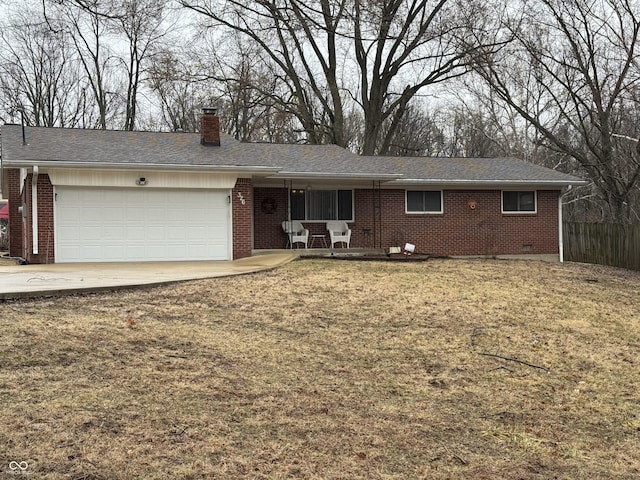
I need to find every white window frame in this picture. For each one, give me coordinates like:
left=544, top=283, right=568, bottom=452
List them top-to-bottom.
left=405, top=190, right=444, bottom=214
left=501, top=190, right=537, bottom=214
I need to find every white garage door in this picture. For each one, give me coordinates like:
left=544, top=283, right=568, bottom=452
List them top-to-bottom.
left=55, top=187, right=231, bottom=262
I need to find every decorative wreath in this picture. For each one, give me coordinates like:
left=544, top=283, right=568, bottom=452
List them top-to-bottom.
left=260, top=197, right=277, bottom=214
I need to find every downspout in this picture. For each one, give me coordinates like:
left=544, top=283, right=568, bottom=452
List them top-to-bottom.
left=32, top=166, right=38, bottom=255
left=287, top=180, right=292, bottom=250
left=558, top=185, right=573, bottom=263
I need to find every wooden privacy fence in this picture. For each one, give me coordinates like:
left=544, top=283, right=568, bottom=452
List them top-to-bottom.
left=563, top=222, right=640, bottom=271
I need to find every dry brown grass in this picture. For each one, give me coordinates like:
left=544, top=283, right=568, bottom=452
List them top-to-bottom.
left=1, top=258, right=639, bottom=479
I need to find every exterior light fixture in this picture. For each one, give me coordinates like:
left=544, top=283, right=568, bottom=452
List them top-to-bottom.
left=136, top=177, right=148, bottom=186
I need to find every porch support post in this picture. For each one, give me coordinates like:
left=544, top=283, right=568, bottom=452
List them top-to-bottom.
left=32, top=166, right=39, bottom=255
left=287, top=180, right=292, bottom=249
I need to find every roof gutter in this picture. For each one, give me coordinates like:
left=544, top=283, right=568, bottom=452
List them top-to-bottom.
left=2, top=160, right=282, bottom=174
left=269, top=172, right=403, bottom=181
left=389, top=178, right=589, bottom=187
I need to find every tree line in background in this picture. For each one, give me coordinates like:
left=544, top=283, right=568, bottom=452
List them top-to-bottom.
left=0, top=0, right=639, bottom=223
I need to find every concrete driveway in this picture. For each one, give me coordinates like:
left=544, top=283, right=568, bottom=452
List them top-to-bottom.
left=0, top=252, right=298, bottom=299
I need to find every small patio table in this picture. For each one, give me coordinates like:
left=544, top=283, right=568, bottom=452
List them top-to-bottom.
left=310, top=234, right=328, bottom=248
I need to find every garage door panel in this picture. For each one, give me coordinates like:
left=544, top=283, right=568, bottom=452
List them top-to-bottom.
left=56, top=187, right=231, bottom=262
left=82, top=206, right=102, bottom=220
left=103, top=206, right=123, bottom=222
left=128, top=208, right=146, bottom=222
left=107, top=225, right=125, bottom=239
left=82, top=226, right=104, bottom=241
left=126, top=226, right=147, bottom=241
left=167, top=229, right=187, bottom=241
left=80, top=245, right=102, bottom=259
left=146, top=245, right=168, bottom=257
left=187, top=245, right=208, bottom=257
left=59, top=246, right=80, bottom=259
left=104, top=246, right=126, bottom=260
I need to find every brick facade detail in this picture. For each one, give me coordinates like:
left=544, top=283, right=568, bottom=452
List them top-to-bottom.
left=6, top=169, right=23, bottom=259
left=7, top=171, right=56, bottom=264
left=6, top=172, right=559, bottom=263
left=232, top=178, right=253, bottom=259
left=253, top=187, right=560, bottom=256
left=253, top=187, right=291, bottom=249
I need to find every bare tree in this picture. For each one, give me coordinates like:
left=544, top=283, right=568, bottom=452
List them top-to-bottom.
left=44, top=0, right=119, bottom=128
left=48, top=0, right=173, bottom=130
left=115, top=0, right=171, bottom=131
left=180, top=0, right=506, bottom=153
left=180, top=0, right=348, bottom=146
left=351, top=0, right=505, bottom=154
left=474, top=0, right=640, bottom=222
left=0, top=7, right=88, bottom=127
left=201, top=36, right=304, bottom=142
left=147, top=52, right=199, bottom=132
left=378, top=103, right=447, bottom=156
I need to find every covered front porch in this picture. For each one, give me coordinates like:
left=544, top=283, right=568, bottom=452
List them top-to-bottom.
left=252, top=181, right=391, bottom=252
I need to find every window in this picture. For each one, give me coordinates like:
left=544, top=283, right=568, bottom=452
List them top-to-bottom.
left=290, top=189, right=353, bottom=221
left=406, top=190, right=443, bottom=213
left=502, top=191, right=536, bottom=213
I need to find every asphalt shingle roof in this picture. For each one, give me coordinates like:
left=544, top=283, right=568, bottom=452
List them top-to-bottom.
left=1, top=125, right=585, bottom=185
left=362, top=155, right=581, bottom=184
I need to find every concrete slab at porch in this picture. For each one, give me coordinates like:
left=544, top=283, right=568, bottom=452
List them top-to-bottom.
left=254, top=249, right=561, bottom=263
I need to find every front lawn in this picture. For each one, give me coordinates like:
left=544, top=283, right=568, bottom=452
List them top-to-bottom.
left=1, top=259, right=639, bottom=479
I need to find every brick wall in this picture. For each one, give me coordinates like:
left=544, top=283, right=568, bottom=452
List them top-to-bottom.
left=6, top=169, right=23, bottom=259
left=23, top=174, right=56, bottom=264
left=232, top=178, right=253, bottom=259
left=253, top=187, right=560, bottom=255
left=253, top=187, right=290, bottom=249
left=369, top=189, right=559, bottom=256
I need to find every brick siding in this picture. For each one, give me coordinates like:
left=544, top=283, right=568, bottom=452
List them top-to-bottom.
left=6, top=169, right=23, bottom=259
left=7, top=171, right=56, bottom=264
left=7, top=173, right=558, bottom=263
left=30, top=174, right=56, bottom=263
left=232, top=178, right=253, bottom=259
left=253, top=187, right=560, bottom=255
left=253, top=188, right=291, bottom=249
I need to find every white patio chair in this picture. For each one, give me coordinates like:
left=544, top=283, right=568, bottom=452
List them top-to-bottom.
left=282, top=221, right=309, bottom=248
left=326, top=221, right=351, bottom=248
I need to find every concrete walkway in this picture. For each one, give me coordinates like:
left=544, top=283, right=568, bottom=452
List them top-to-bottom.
left=0, top=252, right=298, bottom=299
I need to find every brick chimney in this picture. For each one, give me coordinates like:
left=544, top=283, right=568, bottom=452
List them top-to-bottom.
left=201, top=107, right=220, bottom=146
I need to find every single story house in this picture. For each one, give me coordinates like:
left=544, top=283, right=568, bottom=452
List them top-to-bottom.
left=1, top=109, right=586, bottom=264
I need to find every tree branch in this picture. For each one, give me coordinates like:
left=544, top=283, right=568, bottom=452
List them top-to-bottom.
left=479, top=352, right=550, bottom=373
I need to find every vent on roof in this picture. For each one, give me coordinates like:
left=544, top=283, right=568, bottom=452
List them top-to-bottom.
left=201, top=108, right=220, bottom=146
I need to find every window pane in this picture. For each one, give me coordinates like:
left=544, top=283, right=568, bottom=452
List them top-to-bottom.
left=290, top=189, right=305, bottom=220
left=308, top=190, right=336, bottom=220
left=337, top=190, right=353, bottom=220
left=407, top=191, right=424, bottom=212
left=407, top=191, right=441, bottom=212
left=424, top=191, right=441, bottom=212
left=503, top=191, right=519, bottom=211
left=519, top=192, right=535, bottom=211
